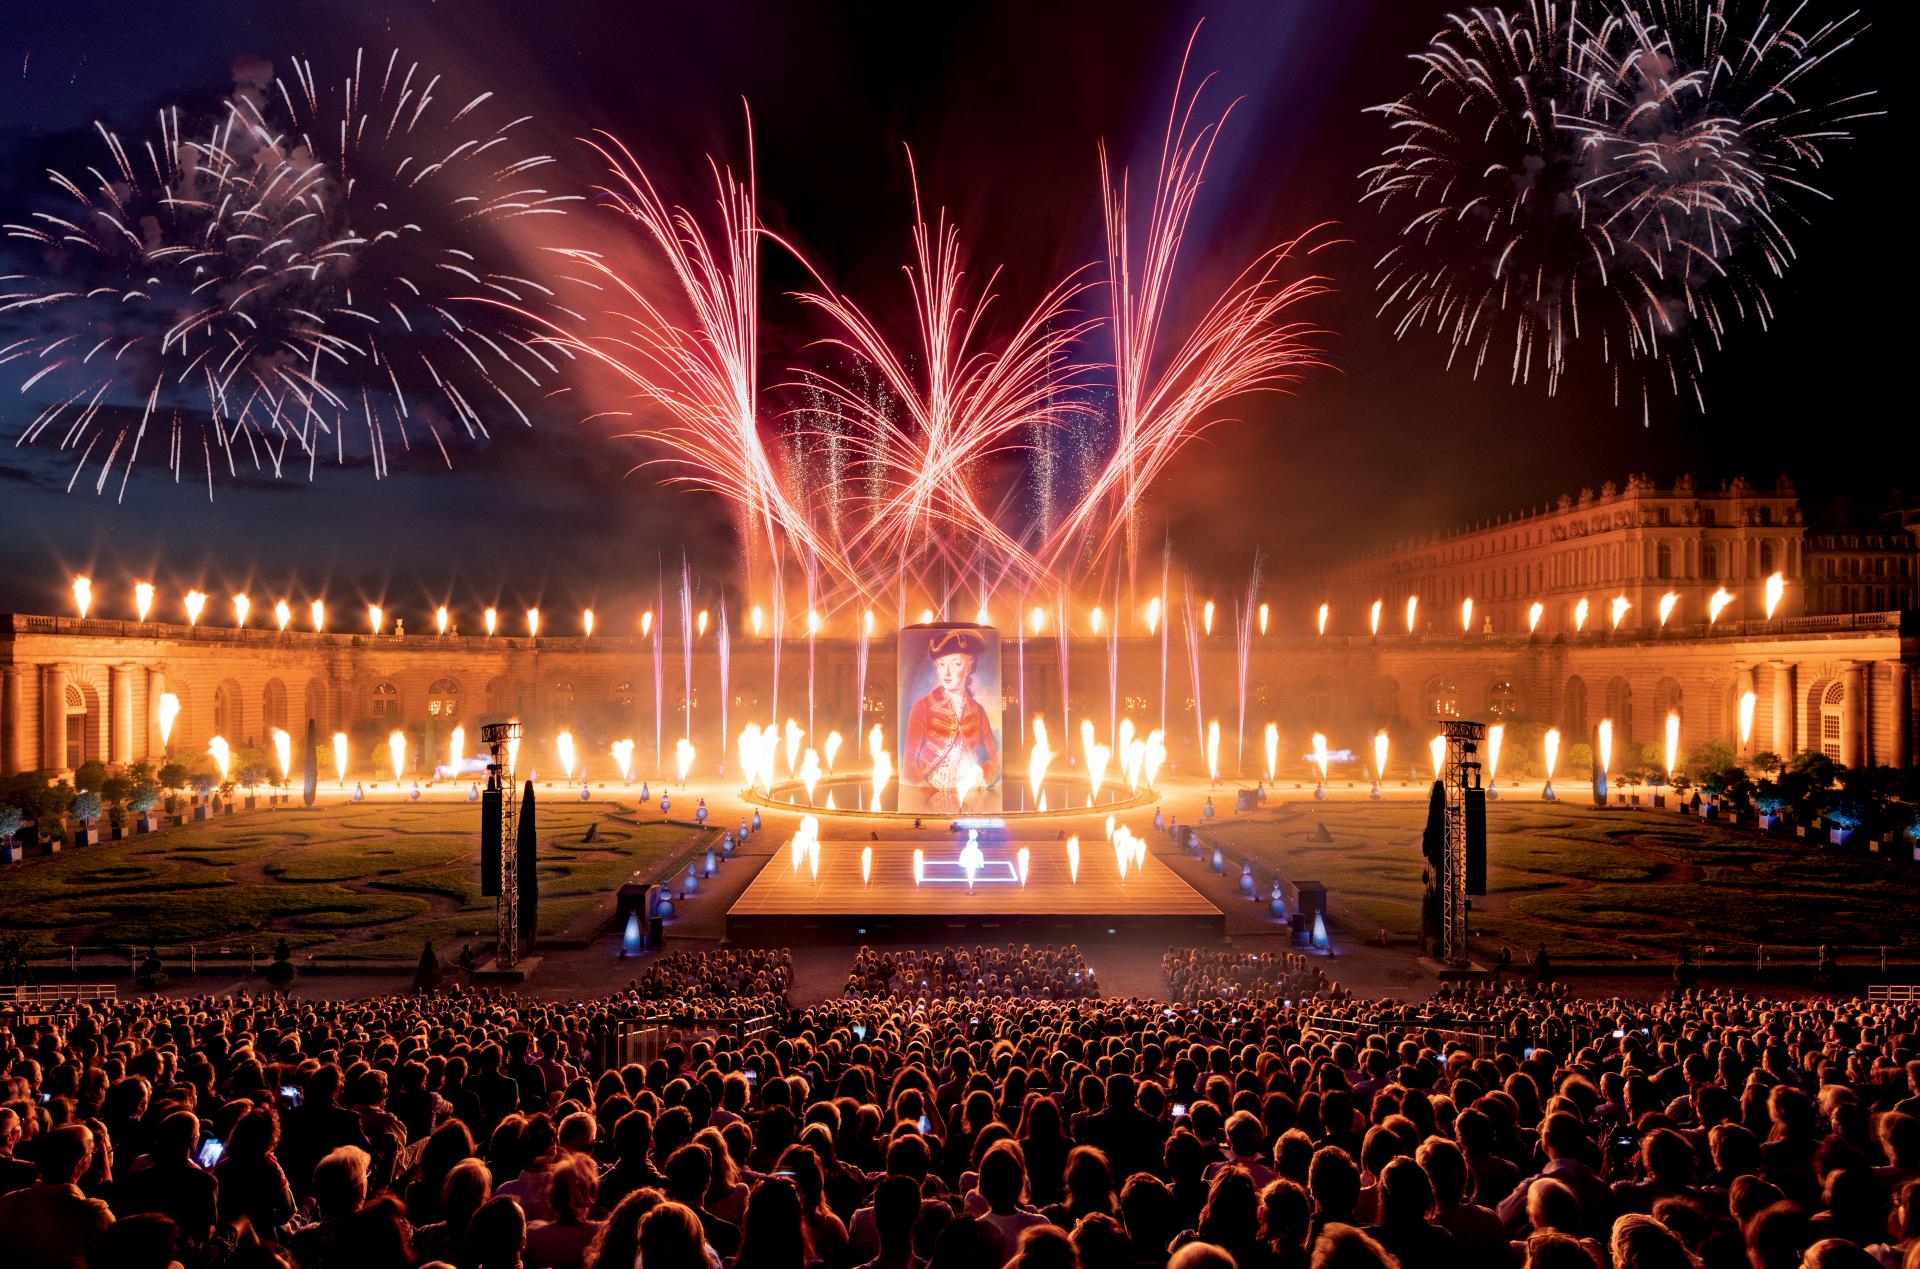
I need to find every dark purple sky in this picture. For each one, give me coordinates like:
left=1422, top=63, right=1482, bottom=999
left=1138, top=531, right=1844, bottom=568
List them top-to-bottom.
left=0, top=0, right=1899, bottom=619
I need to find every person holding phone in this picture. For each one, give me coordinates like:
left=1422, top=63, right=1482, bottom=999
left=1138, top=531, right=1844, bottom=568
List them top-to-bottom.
left=113, top=1110, right=219, bottom=1255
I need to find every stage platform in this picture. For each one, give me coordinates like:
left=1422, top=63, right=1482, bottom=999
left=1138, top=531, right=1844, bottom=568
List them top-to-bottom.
left=725, top=829, right=1225, bottom=944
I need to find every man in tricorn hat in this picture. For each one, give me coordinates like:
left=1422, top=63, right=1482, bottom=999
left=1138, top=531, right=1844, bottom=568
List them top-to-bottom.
left=902, top=627, right=999, bottom=809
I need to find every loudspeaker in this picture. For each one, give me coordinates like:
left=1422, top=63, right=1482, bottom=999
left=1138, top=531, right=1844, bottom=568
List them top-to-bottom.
left=480, top=786, right=502, bottom=897
left=1464, top=787, right=1487, bottom=895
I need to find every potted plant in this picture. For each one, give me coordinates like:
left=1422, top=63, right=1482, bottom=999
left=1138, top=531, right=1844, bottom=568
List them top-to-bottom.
left=158, top=761, right=189, bottom=824
left=191, top=774, right=216, bottom=820
left=101, top=775, right=130, bottom=840
left=1755, top=784, right=1788, bottom=832
left=69, top=790, right=103, bottom=848
left=1826, top=799, right=1863, bottom=847
left=0, top=807, right=22, bottom=864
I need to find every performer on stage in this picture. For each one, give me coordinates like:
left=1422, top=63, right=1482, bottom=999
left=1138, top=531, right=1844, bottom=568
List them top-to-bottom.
left=902, top=628, right=1000, bottom=811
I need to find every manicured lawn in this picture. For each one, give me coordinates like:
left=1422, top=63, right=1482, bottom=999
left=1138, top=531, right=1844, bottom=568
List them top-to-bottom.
left=1, top=797, right=702, bottom=959
left=1204, top=799, right=1920, bottom=961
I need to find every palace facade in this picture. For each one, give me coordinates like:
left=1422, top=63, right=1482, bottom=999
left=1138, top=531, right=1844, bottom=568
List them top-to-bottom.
left=3, top=607, right=1911, bottom=781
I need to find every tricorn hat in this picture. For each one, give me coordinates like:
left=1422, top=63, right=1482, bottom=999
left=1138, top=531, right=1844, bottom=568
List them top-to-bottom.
left=926, top=627, right=985, bottom=660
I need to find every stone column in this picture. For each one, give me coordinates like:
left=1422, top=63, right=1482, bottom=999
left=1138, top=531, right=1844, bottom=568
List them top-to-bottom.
left=1891, top=660, right=1912, bottom=770
left=1770, top=661, right=1796, bottom=758
left=1840, top=661, right=1867, bottom=769
left=42, top=663, right=69, bottom=772
left=110, top=664, right=134, bottom=765
left=1736, top=665, right=1757, bottom=752
left=1, top=667, right=20, bottom=776
left=146, top=668, right=168, bottom=759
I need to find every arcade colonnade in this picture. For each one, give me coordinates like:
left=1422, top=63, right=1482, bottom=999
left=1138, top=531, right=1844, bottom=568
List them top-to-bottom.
left=1, top=611, right=1912, bottom=778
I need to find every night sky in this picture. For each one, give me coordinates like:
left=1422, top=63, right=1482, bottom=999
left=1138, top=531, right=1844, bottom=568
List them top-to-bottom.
left=0, top=0, right=1900, bottom=620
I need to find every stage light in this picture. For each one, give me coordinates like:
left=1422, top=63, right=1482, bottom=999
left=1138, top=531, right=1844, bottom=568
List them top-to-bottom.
left=72, top=575, right=92, bottom=619
left=134, top=581, right=155, bottom=621
left=184, top=590, right=207, bottom=626
left=231, top=593, right=250, bottom=628
left=275, top=599, right=292, bottom=631
left=310, top=600, right=326, bottom=632
left=1202, top=600, right=1215, bottom=635
left=368, top=604, right=384, bottom=635
left=436, top=605, right=449, bottom=635
left=485, top=606, right=498, bottom=636
left=526, top=607, right=541, bottom=638
left=583, top=608, right=595, bottom=637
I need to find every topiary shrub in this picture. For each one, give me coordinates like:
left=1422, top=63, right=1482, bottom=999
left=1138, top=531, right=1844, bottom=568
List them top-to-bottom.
left=265, top=938, right=297, bottom=993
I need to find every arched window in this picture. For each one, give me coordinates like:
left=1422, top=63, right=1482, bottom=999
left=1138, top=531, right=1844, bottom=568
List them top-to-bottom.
left=1656, top=543, right=1673, bottom=580
left=1606, top=675, right=1634, bottom=747
left=1371, top=676, right=1400, bottom=721
left=1423, top=676, right=1460, bottom=720
left=1564, top=676, right=1589, bottom=739
left=261, top=678, right=288, bottom=733
left=427, top=678, right=461, bottom=719
left=1304, top=678, right=1331, bottom=724
left=1486, top=679, right=1519, bottom=719
left=214, top=680, right=244, bottom=738
left=1820, top=680, right=1845, bottom=760
left=371, top=681, right=399, bottom=719
left=550, top=681, right=576, bottom=720
left=613, top=681, right=637, bottom=708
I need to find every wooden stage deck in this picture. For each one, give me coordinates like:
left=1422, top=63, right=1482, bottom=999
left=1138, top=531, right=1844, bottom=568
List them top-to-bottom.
left=725, top=830, right=1224, bottom=943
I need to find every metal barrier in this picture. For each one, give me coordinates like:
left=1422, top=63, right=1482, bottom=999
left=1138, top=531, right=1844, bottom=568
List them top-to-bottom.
left=0, top=983, right=118, bottom=1003
left=1869, top=985, right=1920, bottom=1003
left=1300, top=1010, right=1502, bottom=1057
left=605, top=1012, right=783, bottom=1067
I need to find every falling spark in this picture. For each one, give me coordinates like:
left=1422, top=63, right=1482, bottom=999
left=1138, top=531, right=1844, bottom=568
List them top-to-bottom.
left=1764, top=572, right=1786, bottom=619
left=72, top=575, right=92, bottom=619
left=134, top=581, right=155, bottom=622
left=1708, top=588, right=1734, bottom=624
left=184, top=590, right=207, bottom=626
left=1659, top=592, right=1679, bottom=626
left=1404, top=594, right=1418, bottom=634
left=1610, top=595, right=1630, bottom=630
left=1369, top=599, right=1383, bottom=636
left=1528, top=601, right=1544, bottom=633
left=368, top=604, right=384, bottom=635
left=436, top=606, right=449, bottom=635
left=484, top=607, right=498, bottom=636
left=1739, top=691, right=1756, bottom=747
left=157, top=692, right=180, bottom=745
left=1665, top=712, right=1681, bottom=781
left=1264, top=722, right=1279, bottom=781
left=272, top=728, right=292, bottom=783
left=1374, top=729, right=1390, bottom=782
left=333, top=732, right=349, bottom=785
left=1429, top=734, right=1445, bottom=781
left=209, top=736, right=230, bottom=782
left=1065, top=836, right=1079, bottom=883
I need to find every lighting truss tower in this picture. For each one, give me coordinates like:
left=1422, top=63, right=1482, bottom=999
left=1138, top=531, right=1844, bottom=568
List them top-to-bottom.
left=1441, top=719, right=1486, bottom=965
left=481, top=720, right=522, bottom=969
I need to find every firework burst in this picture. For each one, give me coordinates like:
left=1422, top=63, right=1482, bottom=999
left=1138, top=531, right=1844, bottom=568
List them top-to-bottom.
left=1362, top=0, right=1874, bottom=418
left=1, top=49, right=579, bottom=496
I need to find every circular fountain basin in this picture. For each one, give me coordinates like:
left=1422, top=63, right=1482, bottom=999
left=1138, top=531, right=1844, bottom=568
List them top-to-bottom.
left=742, top=774, right=1154, bottom=819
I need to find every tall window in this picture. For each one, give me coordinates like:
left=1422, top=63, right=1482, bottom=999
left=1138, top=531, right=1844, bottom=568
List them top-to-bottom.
left=1657, top=543, right=1673, bottom=580
left=1703, top=544, right=1719, bottom=580
left=1424, top=676, right=1461, bottom=719
left=427, top=678, right=460, bottom=718
left=1486, top=680, right=1519, bottom=719
left=371, top=681, right=399, bottom=718
left=1821, top=681, right=1844, bottom=760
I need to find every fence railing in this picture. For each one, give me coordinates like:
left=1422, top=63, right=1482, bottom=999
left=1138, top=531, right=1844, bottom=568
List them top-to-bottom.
left=0, top=983, right=118, bottom=1003
left=1869, top=985, right=1920, bottom=1003
left=1299, top=1010, right=1503, bottom=1057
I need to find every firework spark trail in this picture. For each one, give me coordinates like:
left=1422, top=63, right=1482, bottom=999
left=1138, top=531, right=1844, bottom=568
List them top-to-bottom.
left=1362, top=0, right=1874, bottom=418
left=1040, top=38, right=1332, bottom=579
left=2, top=50, right=579, bottom=495
left=783, top=156, right=1098, bottom=592
left=1234, top=550, right=1263, bottom=772
left=1181, top=577, right=1206, bottom=772
left=717, top=594, right=730, bottom=775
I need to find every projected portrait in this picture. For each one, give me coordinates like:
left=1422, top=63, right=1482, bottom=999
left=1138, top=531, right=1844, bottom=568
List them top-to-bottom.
left=898, top=624, right=1002, bottom=814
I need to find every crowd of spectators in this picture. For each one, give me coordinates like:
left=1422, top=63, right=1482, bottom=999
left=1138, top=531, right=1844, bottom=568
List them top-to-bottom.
left=845, top=945, right=1100, bottom=1001
left=627, top=948, right=792, bottom=1010
left=1160, top=949, right=1338, bottom=1006
left=3, top=970, right=1920, bottom=1269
